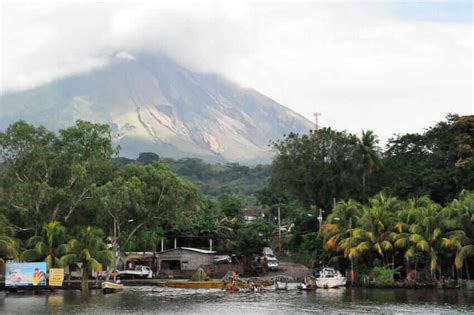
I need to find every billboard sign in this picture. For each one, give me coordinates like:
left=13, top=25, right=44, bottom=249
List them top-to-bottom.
left=6, top=262, right=47, bottom=287
left=49, top=268, right=64, bottom=286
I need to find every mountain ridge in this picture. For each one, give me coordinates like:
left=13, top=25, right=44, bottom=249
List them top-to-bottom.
left=0, top=52, right=313, bottom=164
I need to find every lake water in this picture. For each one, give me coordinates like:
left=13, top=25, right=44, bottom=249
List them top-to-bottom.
left=0, top=286, right=473, bottom=314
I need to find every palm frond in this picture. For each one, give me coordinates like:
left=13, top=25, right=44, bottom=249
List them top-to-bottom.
left=409, top=234, right=424, bottom=244
left=25, top=236, right=43, bottom=248
left=394, top=238, right=409, bottom=249
left=381, top=240, right=393, bottom=252
left=416, top=240, right=430, bottom=252
left=455, top=245, right=474, bottom=269
left=21, top=249, right=42, bottom=262
left=59, top=254, right=78, bottom=268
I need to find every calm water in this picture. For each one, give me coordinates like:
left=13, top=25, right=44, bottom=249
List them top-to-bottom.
left=0, top=286, right=473, bottom=314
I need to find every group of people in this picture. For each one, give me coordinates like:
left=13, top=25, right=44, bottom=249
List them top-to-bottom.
left=222, top=271, right=264, bottom=292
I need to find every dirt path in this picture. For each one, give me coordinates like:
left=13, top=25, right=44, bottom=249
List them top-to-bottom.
left=259, top=261, right=312, bottom=282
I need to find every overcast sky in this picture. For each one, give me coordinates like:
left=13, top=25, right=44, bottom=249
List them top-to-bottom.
left=1, top=0, right=472, bottom=143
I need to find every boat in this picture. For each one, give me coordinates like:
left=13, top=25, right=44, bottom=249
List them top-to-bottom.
left=315, top=268, right=347, bottom=288
left=274, top=276, right=289, bottom=290
left=297, top=276, right=315, bottom=291
left=158, top=279, right=273, bottom=289
left=159, top=280, right=224, bottom=289
left=102, top=281, right=124, bottom=294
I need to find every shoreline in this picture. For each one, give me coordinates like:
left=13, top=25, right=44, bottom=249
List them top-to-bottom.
left=1, top=278, right=473, bottom=292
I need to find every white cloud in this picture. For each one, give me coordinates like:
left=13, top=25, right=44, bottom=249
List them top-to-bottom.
left=1, top=1, right=472, bottom=143
left=115, top=51, right=135, bottom=60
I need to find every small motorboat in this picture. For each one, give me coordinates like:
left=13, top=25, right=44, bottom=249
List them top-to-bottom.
left=315, top=268, right=346, bottom=288
left=297, top=276, right=315, bottom=291
left=102, top=281, right=124, bottom=294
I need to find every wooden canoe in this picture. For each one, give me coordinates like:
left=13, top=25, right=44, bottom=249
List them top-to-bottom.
left=159, top=280, right=273, bottom=289
left=161, top=281, right=224, bottom=289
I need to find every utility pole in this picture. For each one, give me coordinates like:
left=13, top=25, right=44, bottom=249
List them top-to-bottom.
left=313, top=112, right=322, bottom=130
left=277, top=207, right=281, bottom=240
left=317, top=208, right=323, bottom=232
left=350, top=217, right=355, bottom=286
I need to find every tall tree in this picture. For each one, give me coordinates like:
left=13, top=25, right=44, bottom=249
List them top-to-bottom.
left=384, top=115, right=473, bottom=204
left=54, top=120, right=118, bottom=222
left=0, top=121, right=58, bottom=232
left=270, top=128, right=360, bottom=209
left=358, top=130, right=380, bottom=199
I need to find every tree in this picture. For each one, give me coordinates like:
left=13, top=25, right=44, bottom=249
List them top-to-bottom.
left=384, top=115, right=473, bottom=204
left=0, top=120, right=118, bottom=230
left=54, top=120, right=118, bottom=222
left=0, top=121, right=58, bottom=233
left=270, top=128, right=361, bottom=209
left=358, top=130, right=380, bottom=199
left=137, top=152, right=160, bottom=164
left=97, top=175, right=146, bottom=264
left=444, top=191, right=474, bottom=275
left=218, top=194, right=245, bottom=222
left=325, top=199, right=363, bottom=256
left=393, top=201, right=464, bottom=279
left=336, top=205, right=395, bottom=269
left=0, top=215, right=20, bottom=260
left=21, top=221, right=70, bottom=268
left=234, top=221, right=272, bottom=258
left=59, top=226, right=113, bottom=293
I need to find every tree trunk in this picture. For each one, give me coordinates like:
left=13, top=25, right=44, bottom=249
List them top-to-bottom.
left=362, top=170, right=366, bottom=198
left=414, top=259, right=418, bottom=281
left=466, top=262, right=470, bottom=281
left=81, top=265, right=89, bottom=294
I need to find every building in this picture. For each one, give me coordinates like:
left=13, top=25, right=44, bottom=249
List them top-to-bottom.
left=243, top=205, right=263, bottom=222
left=157, top=247, right=216, bottom=272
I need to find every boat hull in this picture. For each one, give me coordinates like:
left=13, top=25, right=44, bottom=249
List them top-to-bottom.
left=315, top=277, right=346, bottom=288
left=159, top=280, right=273, bottom=289
left=102, top=281, right=124, bottom=294
left=161, top=281, right=224, bottom=289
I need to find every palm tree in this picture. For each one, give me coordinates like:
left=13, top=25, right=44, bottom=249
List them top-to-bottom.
left=358, top=130, right=380, bottom=198
left=443, top=191, right=474, bottom=277
left=325, top=199, right=362, bottom=251
left=393, top=202, right=464, bottom=279
left=337, top=206, right=395, bottom=268
left=0, top=215, right=20, bottom=261
left=21, top=221, right=69, bottom=268
left=59, top=226, right=113, bottom=293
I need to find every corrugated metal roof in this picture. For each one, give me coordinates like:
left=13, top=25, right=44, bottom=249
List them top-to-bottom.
left=158, top=247, right=216, bottom=254
left=181, top=247, right=216, bottom=254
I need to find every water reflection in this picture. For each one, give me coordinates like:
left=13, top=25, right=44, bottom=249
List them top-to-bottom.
left=0, top=287, right=472, bottom=314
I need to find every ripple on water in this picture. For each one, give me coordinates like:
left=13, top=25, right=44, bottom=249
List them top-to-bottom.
left=1, top=286, right=473, bottom=314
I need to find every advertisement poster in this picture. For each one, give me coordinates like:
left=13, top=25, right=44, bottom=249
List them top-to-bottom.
left=6, top=262, right=47, bottom=287
left=49, top=268, right=64, bottom=286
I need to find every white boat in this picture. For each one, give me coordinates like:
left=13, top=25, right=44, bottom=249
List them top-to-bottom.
left=315, top=268, right=346, bottom=288
left=274, top=276, right=289, bottom=290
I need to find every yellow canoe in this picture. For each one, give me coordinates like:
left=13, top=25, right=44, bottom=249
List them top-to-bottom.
left=159, top=280, right=273, bottom=289
left=102, top=281, right=124, bottom=294
left=160, top=281, right=223, bottom=289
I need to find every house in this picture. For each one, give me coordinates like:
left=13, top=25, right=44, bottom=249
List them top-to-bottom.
left=243, top=205, right=263, bottom=222
left=157, top=247, right=216, bottom=272
left=124, top=251, right=157, bottom=270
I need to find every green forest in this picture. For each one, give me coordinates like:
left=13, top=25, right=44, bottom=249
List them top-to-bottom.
left=0, top=114, right=473, bottom=289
